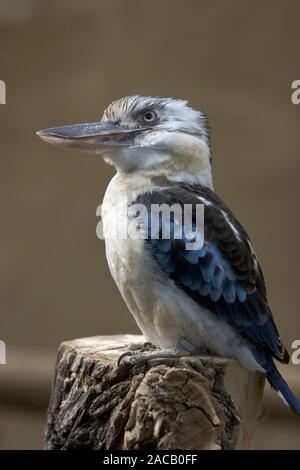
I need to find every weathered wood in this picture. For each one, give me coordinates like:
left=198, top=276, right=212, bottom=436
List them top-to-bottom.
left=45, top=335, right=265, bottom=450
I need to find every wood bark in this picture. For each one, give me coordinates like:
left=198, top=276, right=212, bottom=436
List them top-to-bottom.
left=45, top=335, right=265, bottom=450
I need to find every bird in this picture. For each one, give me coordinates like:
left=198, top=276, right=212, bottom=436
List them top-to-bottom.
left=37, top=95, right=300, bottom=416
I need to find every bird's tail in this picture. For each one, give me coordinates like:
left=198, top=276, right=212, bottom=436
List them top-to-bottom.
left=267, top=364, right=300, bottom=416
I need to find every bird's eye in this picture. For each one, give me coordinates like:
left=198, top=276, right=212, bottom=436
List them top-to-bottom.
left=142, top=110, right=158, bottom=124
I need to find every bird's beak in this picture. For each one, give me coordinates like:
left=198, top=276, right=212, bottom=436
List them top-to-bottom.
left=36, top=121, right=145, bottom=154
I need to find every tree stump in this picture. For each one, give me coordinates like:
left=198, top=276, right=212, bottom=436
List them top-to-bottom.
left=45, top=335, right=265, bottom=450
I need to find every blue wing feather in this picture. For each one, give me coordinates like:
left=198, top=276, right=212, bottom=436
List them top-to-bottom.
left=146, top=205, right=287, bottom=364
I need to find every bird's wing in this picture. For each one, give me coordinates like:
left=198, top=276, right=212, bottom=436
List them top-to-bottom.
left=135, top=183, right=289, bottom=364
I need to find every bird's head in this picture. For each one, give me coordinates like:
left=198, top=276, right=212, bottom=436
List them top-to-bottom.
left=37, top=96, right=212, bottom=185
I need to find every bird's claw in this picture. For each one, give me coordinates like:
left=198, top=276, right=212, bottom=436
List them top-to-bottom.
left=117, top=342, right=157, bottom=366
left=117, top=346, right=186, bottom=367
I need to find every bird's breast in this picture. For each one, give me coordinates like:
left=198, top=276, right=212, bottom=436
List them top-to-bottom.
left=101, top=173, right=159, bottom=337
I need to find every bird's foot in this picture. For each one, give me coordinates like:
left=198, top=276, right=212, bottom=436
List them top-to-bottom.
left=117, top=342, right=156, bottom=365
left=117, top=346, right=188, bottom=367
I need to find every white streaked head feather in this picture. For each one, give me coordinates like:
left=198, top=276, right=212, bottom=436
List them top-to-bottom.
left=101, top=95, right=212, bottom=188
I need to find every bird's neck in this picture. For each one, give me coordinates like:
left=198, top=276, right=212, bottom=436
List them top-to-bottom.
left=105, top=167, right=214, bottom=205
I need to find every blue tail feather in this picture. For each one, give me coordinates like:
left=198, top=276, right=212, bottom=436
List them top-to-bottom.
left=267, top=366, right=300, bottom=416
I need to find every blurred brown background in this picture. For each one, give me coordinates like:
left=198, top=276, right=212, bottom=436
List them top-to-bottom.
left=0, top=0, right=299, bottom=449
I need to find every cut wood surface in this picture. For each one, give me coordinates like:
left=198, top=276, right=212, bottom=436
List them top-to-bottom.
left=45, top=335, right=265, bottom=450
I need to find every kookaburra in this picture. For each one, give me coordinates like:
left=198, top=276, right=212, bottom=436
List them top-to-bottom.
left=37, top=95, right=300, bottom=415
